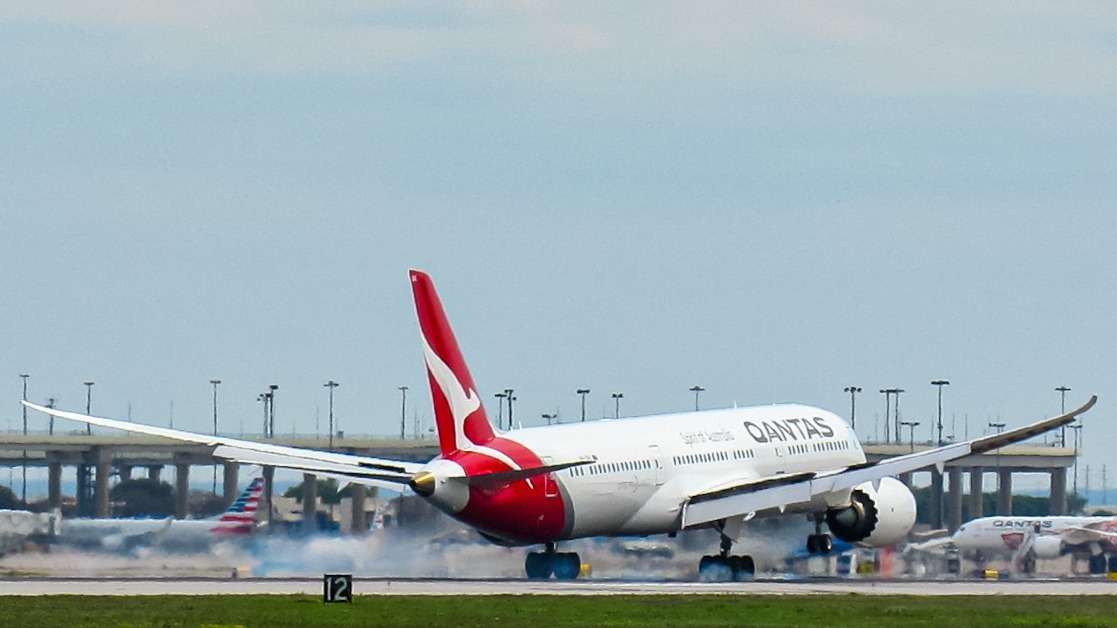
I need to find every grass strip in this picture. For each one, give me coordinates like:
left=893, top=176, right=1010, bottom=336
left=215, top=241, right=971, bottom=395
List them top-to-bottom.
left=2, top=594, right=1117, bottom=627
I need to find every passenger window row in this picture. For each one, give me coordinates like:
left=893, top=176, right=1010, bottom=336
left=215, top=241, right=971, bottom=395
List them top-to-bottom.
left=671, top=448, right=755, bottom=466
left=570, top=458, right=653, bottom=477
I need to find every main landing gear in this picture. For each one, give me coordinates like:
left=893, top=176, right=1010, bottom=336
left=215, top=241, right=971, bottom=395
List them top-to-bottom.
left=806, top=515, right=833, bottom=555
left=698, top=531, right=755, bottom=582
left=525, top=542, right=582, bottom=579
left=1086, top=553, right=1117, bottom=575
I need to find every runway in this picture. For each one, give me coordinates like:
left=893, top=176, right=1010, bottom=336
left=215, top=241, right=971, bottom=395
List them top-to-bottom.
left=2, top=577, right=1115, bottom=596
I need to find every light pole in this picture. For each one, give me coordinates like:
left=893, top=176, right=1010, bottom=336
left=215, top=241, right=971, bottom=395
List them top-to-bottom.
left=19, top=373, right=29, bottom=503
left=20, top=373, right=29, bottom=435
left=210, top=379, right=221, bottom=493
left=210, top=379, right=222, bottom=436
left=931, top=380, right=950, bottom=445
left=83, top=381, right=94, bottom=435
left=325, top=381, right=339, bottom=448
left=264, top=382, right=275, bottom=435
left=392, top=384, right=404, bottom=440
left=689, top=386, right=705, bottom=412
left=844, top=386, right=862, bottom=432
left=1056, top=386, right=1071, bottom=446
left=892, top=388, right=905, bottom=445
left=505, top=389, right=515, bottom=428
left=577, top=389, right=590, bottom=422
left=879, top=389, right=891, bottom=443
left=258, top=392, right=269, bottom=437
left=495, top=392, right=507, bottom=430
left=611, top=392, right=623, bottom=419
left=46, top=397, right=56, bottom=436
left=542, top=413, right=557, bottom=425
left=900, top=420, right=921, bottom=453
left=989, top=421, right=1006, bottom=493
left=1069, top=422, right=1083, bottom=499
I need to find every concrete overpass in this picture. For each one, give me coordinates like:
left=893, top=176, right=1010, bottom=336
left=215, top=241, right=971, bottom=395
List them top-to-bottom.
left=0, top=433, right=438, bottom=530
left=863, top=442, right=1075, bottom=532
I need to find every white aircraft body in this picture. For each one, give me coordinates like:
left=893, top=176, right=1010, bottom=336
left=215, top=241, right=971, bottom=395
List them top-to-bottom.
left=24, top=270, right=1097, bottom=580
left=150, top=476, right=264, bottom=551
left=60, top=477, right=263, bottom=552
left=0, top=509, right=60, bottom=554
left=952, top=514, right=1117, bottom=574
left=60, top=516, right=172, bottom=551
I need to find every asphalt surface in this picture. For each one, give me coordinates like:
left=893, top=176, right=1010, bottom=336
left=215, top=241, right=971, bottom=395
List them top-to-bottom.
left=2, top=577, right=1116, bottom=596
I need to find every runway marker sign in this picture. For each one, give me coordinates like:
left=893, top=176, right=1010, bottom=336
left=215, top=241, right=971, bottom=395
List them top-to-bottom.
left=323, top=573, right=353, bottom=603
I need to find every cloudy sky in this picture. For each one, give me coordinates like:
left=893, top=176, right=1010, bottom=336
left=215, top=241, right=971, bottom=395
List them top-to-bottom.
left=2, top=3, right=1115, bottom=485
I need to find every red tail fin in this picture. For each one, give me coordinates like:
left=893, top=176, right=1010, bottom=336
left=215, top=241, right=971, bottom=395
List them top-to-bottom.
left=411, top=270, right=496, bottom=455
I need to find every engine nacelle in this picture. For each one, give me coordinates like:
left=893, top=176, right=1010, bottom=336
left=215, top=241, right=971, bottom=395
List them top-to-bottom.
left=826, top=477, right=917, bottom=547
left=101, top=534, right=127, bottom=551
left=1031, top=535, right=1066, bottom=559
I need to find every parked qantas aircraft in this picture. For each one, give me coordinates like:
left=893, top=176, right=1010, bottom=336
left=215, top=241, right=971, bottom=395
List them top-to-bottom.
left=24, top=270, right=1097, bottom=580
left=952, top=514, right=1117, bottom=574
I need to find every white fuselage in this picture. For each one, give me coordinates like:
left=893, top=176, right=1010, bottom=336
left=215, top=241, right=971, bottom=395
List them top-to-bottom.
left=499, top=404, right=864, bottom=538
left=953, top=515, right=1117, bottom=554
left=60, top=517, right=171, bottom=550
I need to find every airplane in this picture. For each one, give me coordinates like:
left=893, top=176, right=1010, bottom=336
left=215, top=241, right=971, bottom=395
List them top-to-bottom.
left=24, top=270, right=1097, bottom=580
left=151, top=476, right=264, bottom=551
left=59, top=477, right=263, bottom=552
left=0, top=508, right=60, bottom=555
left=57, top=514, right=171, bottom=552
left=950, top=514, right=1117, bottom=574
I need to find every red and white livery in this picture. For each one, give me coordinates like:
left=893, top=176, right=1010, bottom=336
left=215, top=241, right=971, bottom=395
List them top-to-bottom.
left=25, top=270, right=1097, bottom=580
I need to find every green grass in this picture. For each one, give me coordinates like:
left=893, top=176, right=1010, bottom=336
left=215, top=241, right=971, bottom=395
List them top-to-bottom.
left=2, top=595, right=1117, bottom=627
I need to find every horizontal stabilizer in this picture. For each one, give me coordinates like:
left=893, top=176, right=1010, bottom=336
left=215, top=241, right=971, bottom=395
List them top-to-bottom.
left=211, top=445, right=413, bottom=490
left=452, top=458, right=595, bottom=490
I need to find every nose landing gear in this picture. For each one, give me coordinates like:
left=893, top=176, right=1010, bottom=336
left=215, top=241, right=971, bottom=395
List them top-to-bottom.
left=525, top=542, right=582, bottom=579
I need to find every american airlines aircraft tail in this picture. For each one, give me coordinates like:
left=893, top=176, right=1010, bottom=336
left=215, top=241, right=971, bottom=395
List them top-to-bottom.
left=23, top=270, right=1098, bottom=580
left=151, top=476, right=264, bottom=551
left=206, top=476, right=264, bottom=535
left=59, top=477, right=263, bottom=552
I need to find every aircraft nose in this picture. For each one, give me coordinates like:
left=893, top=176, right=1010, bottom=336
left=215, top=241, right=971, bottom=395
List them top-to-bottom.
left=409, top=471, right=436, bottom=497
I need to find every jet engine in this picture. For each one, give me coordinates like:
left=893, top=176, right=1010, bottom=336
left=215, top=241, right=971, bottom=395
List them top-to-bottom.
left=826, top=477, right=917, bottom=547
left=101, top=534, right=127, bottom=551
left=1030, top=535, right=1066, bottom=559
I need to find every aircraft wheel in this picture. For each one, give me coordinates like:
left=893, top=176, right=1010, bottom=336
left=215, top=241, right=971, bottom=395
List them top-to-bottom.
left=806, top=534, right=818, bottom=554
left=817, top=534, right=833, bottom=555
left=525, top=552, right=554, bottom=579
left=553, top=552, right=581, bottom=580
left=1088, top=554, right=1107, bottom=575
left=698, top=555, right=732, bottom=582
left=727, top=555, right=743, bottom=576
left=732, top=555, right=755, bottom=581
left=741, top=555, right=755, bottom=574
left=946, top=557, right=961, bottom=575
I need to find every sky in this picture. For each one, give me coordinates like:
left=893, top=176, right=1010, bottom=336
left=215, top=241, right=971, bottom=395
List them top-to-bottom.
left=2, top=3, right=1116, bottom=488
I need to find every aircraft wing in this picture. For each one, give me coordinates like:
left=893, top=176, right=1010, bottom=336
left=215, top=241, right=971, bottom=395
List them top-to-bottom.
left=681, top=395, right=1096, bottom=529
left=23, top=402, right=422, bottom=489
left=1060, top=521, right=1117, bottom=546
left=903, top=535, right=955, bottom=554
